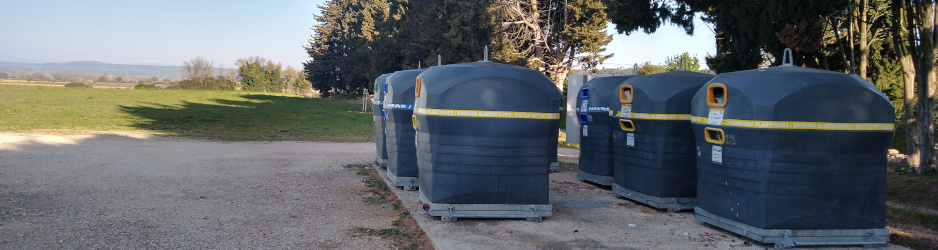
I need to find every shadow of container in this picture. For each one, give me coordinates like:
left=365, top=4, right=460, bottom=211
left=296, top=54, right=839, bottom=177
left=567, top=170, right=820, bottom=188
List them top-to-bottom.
left=413, top=61, right=562, bottom=222
left=690, top=62, right=894, bottom=248
left=384, top=69, right=425, bottom=191
left=610, top=71, right=714, bottom=212
left=373, top=73, right=392, bottom=167
left=575, top=76, right=634, bottom=186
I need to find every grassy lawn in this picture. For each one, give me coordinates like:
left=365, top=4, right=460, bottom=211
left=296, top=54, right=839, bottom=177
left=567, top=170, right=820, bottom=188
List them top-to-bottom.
left=0, top=85, right=373, bottom=142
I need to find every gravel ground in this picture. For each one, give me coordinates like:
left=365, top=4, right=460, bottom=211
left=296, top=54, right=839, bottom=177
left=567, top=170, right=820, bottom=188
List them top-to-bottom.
left=0, top=132, right=395, bottom=249
left=0, top=133, right=910, bottom=249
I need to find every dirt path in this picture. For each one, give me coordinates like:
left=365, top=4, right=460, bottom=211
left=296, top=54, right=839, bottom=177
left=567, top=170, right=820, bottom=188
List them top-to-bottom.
left=0, top=133, right=394, bottom=249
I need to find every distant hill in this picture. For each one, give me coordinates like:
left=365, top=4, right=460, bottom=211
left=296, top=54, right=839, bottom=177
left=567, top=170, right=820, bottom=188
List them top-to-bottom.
left=0, top=61, right=186, bottom=79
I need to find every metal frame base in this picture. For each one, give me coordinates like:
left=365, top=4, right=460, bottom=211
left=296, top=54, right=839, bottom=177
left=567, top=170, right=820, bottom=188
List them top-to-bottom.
left=376, top=157, right=388, bottom=168
left=550, top=161, right=559, bottom=172
left=577, top=170, right=614, bottom=186
left=386, top=171, right=418, bottom=191
left=612, top=184, right=695, bottom=212
left=419, top=191, right=551, bottom=222
left=695, top=207, right=889, bottom=249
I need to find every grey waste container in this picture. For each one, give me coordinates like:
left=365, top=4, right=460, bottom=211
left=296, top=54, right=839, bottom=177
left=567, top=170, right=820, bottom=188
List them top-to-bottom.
left=413, top=61, right=562, bottom=221
left=690, top=65, right=894, bottom=248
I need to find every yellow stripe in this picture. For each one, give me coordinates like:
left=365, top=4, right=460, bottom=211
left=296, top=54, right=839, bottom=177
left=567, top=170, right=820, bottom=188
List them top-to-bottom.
left=415, top=107, right=560, bottom=120
left=614, top=111, right=692, bottom=121
left=690, top=116, right=894, bottom=131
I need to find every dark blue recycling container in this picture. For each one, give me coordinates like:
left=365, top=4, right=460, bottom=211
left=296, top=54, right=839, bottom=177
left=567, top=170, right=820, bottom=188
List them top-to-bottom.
left=413, top=61, right=563, bottom=205
left=690, top=65, right=894, bottom=246
left=384, top=69, right=426, bottom=185
left=610, top=71, right=714, bottom=211
left=373, top=73, right=392, bottom=166
left=575, top=76, right=633, bottom=186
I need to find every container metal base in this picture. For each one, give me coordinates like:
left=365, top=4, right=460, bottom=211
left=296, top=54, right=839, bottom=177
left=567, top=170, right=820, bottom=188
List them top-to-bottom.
left=376, top=157, right=388, bottom=168
left=550, top=161, right=559, bottom=172
left=577, top=170, right=613, bottom=186
left=387, top=171, right=418, bottom=191
left=613, top=184, right=694, bottom=212
left=419, top=191, right=551, bottom=222
left=695, top=207, right=889, bottom=249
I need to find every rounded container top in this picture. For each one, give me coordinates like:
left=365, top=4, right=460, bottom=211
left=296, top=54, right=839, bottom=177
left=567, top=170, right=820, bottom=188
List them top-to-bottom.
left=415, top=61, right=562, bottom=113
left=691, top=66, right=894, bottom=123
left=385, top=69, right=426, bottom=106
left=622, top=71, right=715, bottom=114
left=373, top=73, right=392, bottom=102
left=579, top=76, right=633, bottom=113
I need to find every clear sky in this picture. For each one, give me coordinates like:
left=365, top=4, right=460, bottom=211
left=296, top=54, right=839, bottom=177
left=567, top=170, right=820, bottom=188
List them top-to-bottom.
left=0, top=0, right=715, bottom=70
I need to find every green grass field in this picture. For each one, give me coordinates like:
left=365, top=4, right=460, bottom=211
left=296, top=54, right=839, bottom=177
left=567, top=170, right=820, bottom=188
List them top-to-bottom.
left=0, top=85, right=373, bottom=142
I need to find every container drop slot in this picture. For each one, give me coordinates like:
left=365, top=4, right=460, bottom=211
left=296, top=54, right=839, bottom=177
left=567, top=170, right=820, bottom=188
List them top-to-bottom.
left=415, top=76, right=422, bottom=98
left=383, top=81, right=389, bottom=93
left=707, top=84, right=727, bottom=108
left=619, top=85, right=634, bottom=104
left=580, top=88, right=590, bottom=98
left=382, top=110, right=387, bottom=121
left=578, top=113, right=589, bottom=124
left=412, top=115, right=419, bottom=130
left=619, top=119, right=636, bottom=132
left=704, top=127, right=725, bottom=145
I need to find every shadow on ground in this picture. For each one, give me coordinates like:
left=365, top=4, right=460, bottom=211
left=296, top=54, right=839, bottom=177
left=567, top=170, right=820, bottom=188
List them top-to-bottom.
left=119, top=94, right=373, bottom=142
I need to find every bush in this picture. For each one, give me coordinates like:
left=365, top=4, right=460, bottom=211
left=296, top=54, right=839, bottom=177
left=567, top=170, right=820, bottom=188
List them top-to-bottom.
left=176, top=77, right=236, bottom=90
left=64, top=82, right=92, bottom=88
left=134, top=83, right=159, bottom=90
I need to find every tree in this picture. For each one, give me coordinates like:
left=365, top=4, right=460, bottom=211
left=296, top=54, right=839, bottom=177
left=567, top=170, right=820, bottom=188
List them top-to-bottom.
left=304, top=0, right=390, bottom=97
left=492, top=0, right=614, bottom=89
left=891, top=0, right=920, bottom=168
left=892, top=0, right=937, bottom=174
left=664, top=52, right=707, bottom=72
left=183, top=56, right=215, bottom=80
left=236, top=56, right=270, bottom=92
left=265, top=60, right=284, bottom=93
left=636, top=61, right=666, bottom=75
left=284, top=66, right=312, bottom=94
left=0, top=72, right=8, bottom=79
left=97, top=73, right=109, bottom=83
left=115, top=77, right=124, bottom=83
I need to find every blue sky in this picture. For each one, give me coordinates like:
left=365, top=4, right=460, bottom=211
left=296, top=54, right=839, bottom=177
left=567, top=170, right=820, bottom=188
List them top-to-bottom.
left=0, top=0, right=714, bottom=70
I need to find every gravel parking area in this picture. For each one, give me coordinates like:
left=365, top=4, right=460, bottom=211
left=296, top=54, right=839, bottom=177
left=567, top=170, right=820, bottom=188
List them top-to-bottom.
left=0, top=133, right=395, bottom=249
left=0, top=133, right=909, bottom=249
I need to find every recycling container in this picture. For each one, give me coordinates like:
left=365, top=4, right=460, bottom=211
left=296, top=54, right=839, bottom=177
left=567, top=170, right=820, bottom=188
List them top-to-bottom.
left=413, top=61, right=562, bottom=221
left=690, top=63, right=893, bottom=247
left=384, top=69, right=426, bottom=190
left=611, top=71, right=714, bottom=211
left=373, top=73, right=392, bottom=167
left=576, top=76, right=633, bottom=186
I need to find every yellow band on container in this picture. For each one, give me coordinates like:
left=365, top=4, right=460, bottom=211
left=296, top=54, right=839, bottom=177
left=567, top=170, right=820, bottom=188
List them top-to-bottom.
left=415, top=107, right=560, bottom=120
left=614, top=111, right=692, bottom=121
left=690, top=116, right=895, bottom=131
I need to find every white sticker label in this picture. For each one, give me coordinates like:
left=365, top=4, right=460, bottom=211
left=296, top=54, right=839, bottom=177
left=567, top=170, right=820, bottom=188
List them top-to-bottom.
left=581, top=100, right=588, bottom=112
left=620, top=105, right=632, bottom=118
left=707, top=108, right=724, bottom=125
left=582, top=125, right=588, bottom=137
left=626, top=133, right=635, bottom=147
left=712, top=145, right=723, bottom=164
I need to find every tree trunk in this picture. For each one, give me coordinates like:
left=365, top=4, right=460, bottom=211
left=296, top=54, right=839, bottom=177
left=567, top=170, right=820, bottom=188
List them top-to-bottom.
left=859, top=0, right=870, bottom=79
left=892, top=0, right=922, bottom=169
left=847, top=1, right=857, bottom=74
left=914, top=1, right=937, bottom=174
left=832, top=19, right=854, bottom=74
left=901, top=54, right=920, bottom=168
